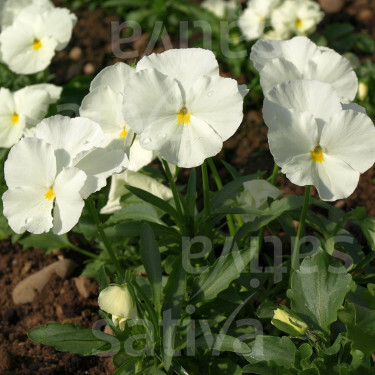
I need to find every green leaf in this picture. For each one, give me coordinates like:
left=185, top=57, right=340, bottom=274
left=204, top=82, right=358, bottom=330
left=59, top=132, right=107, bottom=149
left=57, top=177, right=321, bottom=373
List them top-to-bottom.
left=126, top=185, right=179, bottom=222
left=235, top=196, right=304, bottom=239
left=106, top=203, right=163, bottom=225
left=140, top=223, right=162, bottom=314
left=19, top=232, right=71, bottom=252
left=190, top=245, right=256, bottom=303
left=287, top=249, right=352, bottom=334
left=162, top=256, right=186, bottom=371
left=339, top=302, right=375, bottom=356
left=28, top=323, right=119, bottom=356
left=196, top=334, right=250, bottom=354
left=245, top=335, right=297, bottom=369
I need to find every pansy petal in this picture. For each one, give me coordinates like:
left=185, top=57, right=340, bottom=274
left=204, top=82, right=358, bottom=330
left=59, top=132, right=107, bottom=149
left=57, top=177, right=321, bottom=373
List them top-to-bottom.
left=43, top=7, right=77, bottom=50
left=250, top=39, right=283, bottom=71
left=136, top=48, right=219, bottom=91
left=307, top=50, right=358, bottom=102
left=260, top=57, right=302, bottom=95
left=90, top=62, right=135, bottom=93
left=123, top=68, right=183, bottom=135
left=188, top=75, right=244, bottom=141
left=264, top=80, right=342, bottom=123
left=30, top=83, right=62, bottom=104
left=14, top=86, right=50, bottom=127
left=80, top=86, right=126, bottom=136
left=341, top=103, right=366, bottom=114
left=265, top=108, right=318, bottom=166
left=321, top=110, right=375, bottom=173
left=35, top=115, right=104, bottom=172
left=5, top=137, right=56, bottom=189
left=128, top=137, right=156, bottom=172
left=74, top=148, right=129, bottom=199
left=281, top=153, right=316, bottom=188
left=314, top=155, right=360, bottom=201
left=53, top=167, right=86, bottom=234
left=100, top=170, right=173, bottom=214
left=3, top=187, right=54, bottom=234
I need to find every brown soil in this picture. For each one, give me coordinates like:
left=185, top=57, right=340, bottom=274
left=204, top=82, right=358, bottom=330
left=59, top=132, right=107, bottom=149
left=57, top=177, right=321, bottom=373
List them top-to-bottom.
left=1, top=1, right=375, bottom=373
left=0, top=241, right=114, bottom=374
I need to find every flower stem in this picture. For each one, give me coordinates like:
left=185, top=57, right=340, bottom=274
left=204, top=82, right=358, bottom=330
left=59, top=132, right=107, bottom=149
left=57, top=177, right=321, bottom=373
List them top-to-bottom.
left=207, top=158, right=236, bottom=237
left=162, top=159, right=184, bottom=222
left=201, top=160, right=210, bottom=220
left=257, top=163, right=280, bottom=256
left=270, top=164, right=280, bottom=186
left=290, top=186, right=311, bottom=281
left=87, top=197, right=123, bottom=279
left=68, top=244, right=98, bottom=259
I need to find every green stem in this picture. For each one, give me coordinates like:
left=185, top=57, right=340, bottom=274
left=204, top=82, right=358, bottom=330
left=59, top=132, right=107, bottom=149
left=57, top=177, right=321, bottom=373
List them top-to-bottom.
left=207, top=158, right=236, bottom=237
left=162, top=159, right=184, bottom=222
left=201, top=160, right=210, bottom=220
left=257, top=164, right=280, bottom=256
left=270, top=164, right=280, bottom=186
left=290, top=186, right=311, bottom=280
left=87, top=197, right=123, bottom=279
left=68, top=244, right=98, bottom=259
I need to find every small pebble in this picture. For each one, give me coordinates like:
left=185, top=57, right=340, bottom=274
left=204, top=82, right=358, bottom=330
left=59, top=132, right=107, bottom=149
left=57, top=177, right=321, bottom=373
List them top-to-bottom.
left=69, top=46, right=83, bottom=61
left=83, top=63, right=96, bottom=75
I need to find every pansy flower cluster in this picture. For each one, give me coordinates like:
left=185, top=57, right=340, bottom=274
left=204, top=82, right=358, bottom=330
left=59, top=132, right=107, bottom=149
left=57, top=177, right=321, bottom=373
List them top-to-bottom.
left=251, top=36, right=375, bottom=201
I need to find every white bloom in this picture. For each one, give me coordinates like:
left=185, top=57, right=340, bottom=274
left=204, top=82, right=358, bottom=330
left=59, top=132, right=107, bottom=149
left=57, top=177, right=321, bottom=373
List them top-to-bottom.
left=1, top=0, right=53, bottom=29
left=201, top=0, right=237, bottom=19
left=238, top=0, right=280, bottom=41
left=271, top=0, right=323, bottom=38
left=0, top=4, right=77, bottom=74
left=250, top=36, right=358, bottom=102
left=123, top=48, right=246, bottom=168
left=80, top=62, right=157, bottom=170
left=263, top=80, right=375, bottom=201
left=0, top=84, right=61, bottom=148
left=34, top=115, right=129, bottom=199
left=2, top=137, right=87, bottom=234
left=100, top=170, right=173, bottom=214
left=238, top=180, right=281, bottom=222
left=98, top=285, right=137, bottom=331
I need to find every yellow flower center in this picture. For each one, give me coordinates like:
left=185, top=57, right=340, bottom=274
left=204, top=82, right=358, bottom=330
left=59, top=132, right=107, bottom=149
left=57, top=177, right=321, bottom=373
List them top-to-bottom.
left=258, top=16, right=265, bottom=22
left=295, top=19, right=303, bottom=28
left=33, top=39, right=42, bottom=50
left=177, top=106, right=191, bottom=125
left=11, top=113, right=19, bottom=124
left=119, top=128, right=128, bottom=139
left=311, top=145, right=324, bottom=163
left=45, top=188, right=55, bottom=200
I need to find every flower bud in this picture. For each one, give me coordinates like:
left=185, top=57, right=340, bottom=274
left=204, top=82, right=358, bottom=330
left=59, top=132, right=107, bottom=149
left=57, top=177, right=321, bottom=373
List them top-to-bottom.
left=358, top=81, right=369, bottom=101
left=98, top=284, right=137, bottom=331
left=272, top=308, right=308, bottom=336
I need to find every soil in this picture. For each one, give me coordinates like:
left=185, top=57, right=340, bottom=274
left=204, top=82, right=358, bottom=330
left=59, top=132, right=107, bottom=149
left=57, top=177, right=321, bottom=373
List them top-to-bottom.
left=1, top=1, right=375, bottom=374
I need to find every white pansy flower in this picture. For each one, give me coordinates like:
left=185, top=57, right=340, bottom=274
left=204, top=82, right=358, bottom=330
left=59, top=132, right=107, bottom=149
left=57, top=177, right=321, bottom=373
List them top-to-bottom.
left=1, top=0, right=53, bottom=29
left=201, top=0, right=237, bottom=19
left=238, top=0, right=280, bottom=41
left=271, top=0, right=323, bottom=38
left=0, top=4, right=77, bottom=74
left=250, top=36, right=358, bottom=102
left=123, top=48, right=246, bottom=168
left=80, top=62, right=157, bottom=168
left=263, top=80, right=375, bottom=201
left=0, top=84, right=61, bottom=148
left=34, top=115, right=129, bottom=199
left=2, top=137, right=87, bottom=234
left=101, top=170, right=173, bottom=214
left=238, top=180, right=281, bottom=222
left=98, top=285, right=137, bottom=331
